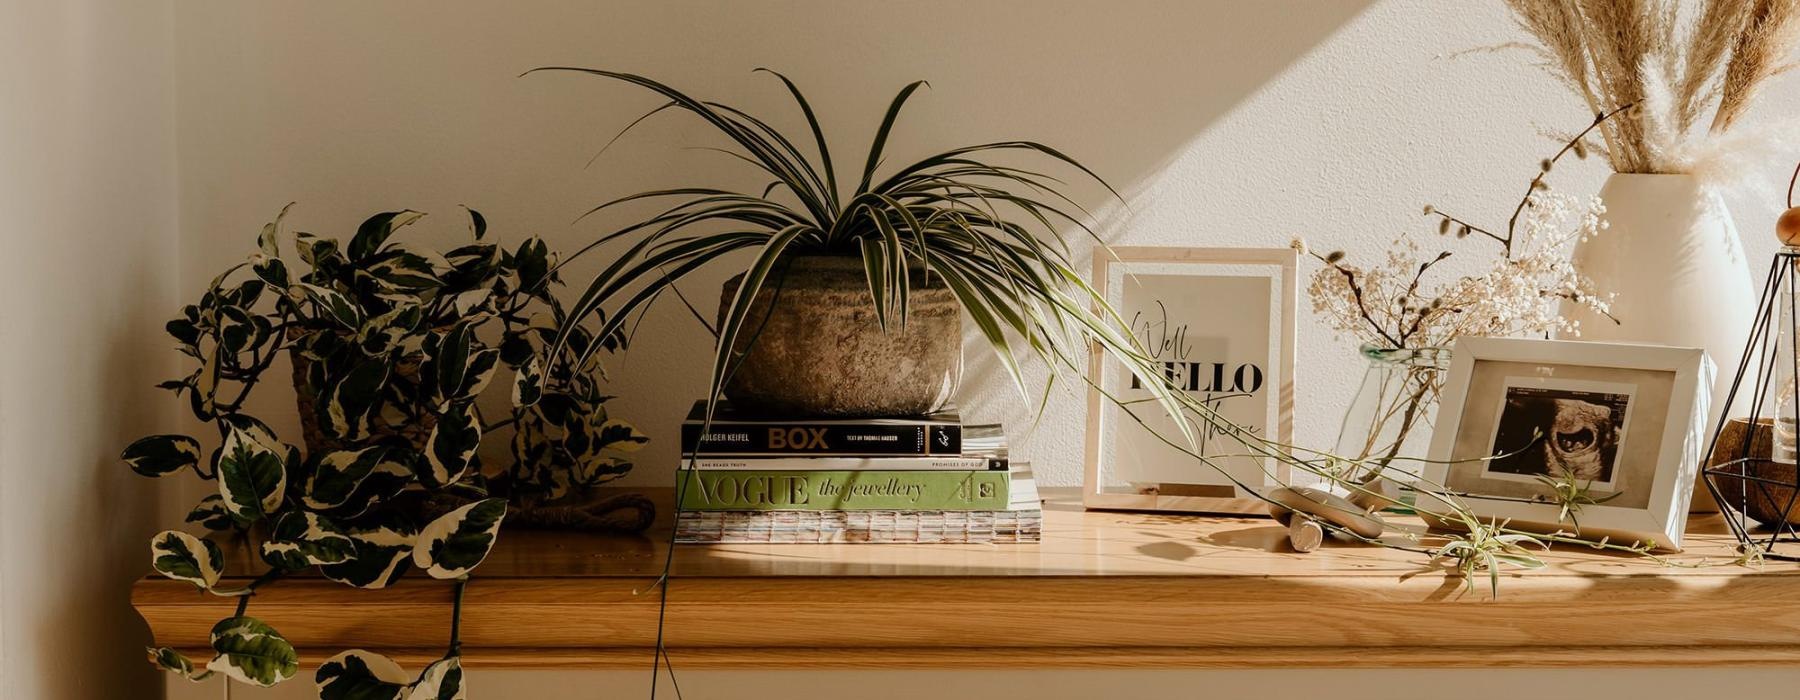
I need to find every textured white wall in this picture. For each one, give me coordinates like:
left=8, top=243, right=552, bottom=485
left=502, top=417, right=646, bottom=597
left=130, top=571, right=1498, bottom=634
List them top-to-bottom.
left=168, top=0, right=1800, bottom=490
left=1, top=1, right=179, bottom=698
left=155, top=1, right=1800, bottom=698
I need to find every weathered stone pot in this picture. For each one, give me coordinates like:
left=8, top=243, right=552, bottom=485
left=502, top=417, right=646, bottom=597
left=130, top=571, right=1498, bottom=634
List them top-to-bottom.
left=718, top=255, right=961, bottom=417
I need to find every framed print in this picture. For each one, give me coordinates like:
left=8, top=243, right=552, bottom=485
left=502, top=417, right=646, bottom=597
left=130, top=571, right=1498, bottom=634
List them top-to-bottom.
left=1082, top=246, right=1296, bottom=514
left=1417, top=337, right=1713, bottom=550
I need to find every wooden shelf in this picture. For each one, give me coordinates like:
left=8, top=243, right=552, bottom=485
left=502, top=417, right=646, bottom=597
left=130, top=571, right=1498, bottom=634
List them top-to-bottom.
left=132, top=488, right=1800, bottom=669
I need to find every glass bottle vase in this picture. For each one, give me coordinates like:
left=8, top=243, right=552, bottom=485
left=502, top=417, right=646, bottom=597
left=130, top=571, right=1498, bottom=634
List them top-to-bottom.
left=1331, top=345, right=1451, bottom=495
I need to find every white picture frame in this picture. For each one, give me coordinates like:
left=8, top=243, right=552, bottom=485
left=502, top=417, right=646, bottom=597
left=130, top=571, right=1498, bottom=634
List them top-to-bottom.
left=1082, top=246, right=1296, bottom=515
left=1418, top=337, right=1713, bottom=550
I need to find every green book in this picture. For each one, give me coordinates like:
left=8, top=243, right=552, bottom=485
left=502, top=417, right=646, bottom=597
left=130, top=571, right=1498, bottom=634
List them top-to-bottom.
left=677, top=469, right=1009, bottom=511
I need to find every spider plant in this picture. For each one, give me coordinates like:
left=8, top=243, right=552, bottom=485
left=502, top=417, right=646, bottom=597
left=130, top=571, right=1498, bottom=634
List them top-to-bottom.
left=527, top=67, right=1193, bottom=436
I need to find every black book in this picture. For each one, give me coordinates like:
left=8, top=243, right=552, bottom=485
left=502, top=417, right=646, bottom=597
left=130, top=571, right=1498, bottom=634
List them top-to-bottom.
left=680, top=400, right=963, bottom=456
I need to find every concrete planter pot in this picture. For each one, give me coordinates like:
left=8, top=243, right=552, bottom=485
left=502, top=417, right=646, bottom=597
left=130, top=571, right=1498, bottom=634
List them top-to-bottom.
left=718, top=255, right=961, bottom=417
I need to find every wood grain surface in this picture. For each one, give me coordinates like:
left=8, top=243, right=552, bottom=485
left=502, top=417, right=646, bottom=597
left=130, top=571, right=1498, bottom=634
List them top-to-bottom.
left=133, top=488, right=1800, bottom=669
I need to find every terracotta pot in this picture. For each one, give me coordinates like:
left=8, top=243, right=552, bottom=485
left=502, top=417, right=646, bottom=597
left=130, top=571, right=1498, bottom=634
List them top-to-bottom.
left=717, top=255, right=961, bottom=418
left=1709, top=417, right=1800, bottom=526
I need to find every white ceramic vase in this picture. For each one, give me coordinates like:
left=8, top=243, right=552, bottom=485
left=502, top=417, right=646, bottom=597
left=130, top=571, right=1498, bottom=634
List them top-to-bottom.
left=1564, top=173, right=1754, bottom=510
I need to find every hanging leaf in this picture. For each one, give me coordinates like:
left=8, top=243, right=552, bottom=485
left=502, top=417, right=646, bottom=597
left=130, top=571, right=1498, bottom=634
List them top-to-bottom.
left=465, top=206, right=487, bottom=240
left=349, top=210, right=427, bottom=261
left=296, top=232, right=340, bottom=267
left=513, top=238, right=552, bottom=295
left=441, top=243, right=498, bottom=289
left=366, top=248, right=449, bottom=291
left=253, top=256, right=290, bottom=288
left=293, top=282, right=365, bottom=330
left=356, top=303, right=424, bottom=356
left=429, top=323, right=473, bottom=408
left=452, top=349, right=500, bottom=403
left=512, top=356, right=543, bottom=408
left=317, top=359, right=392, bottom=440
left=421, top=404, right=480, bottom=489
left=596, top=419, right=649, bottom=453
left=216, top=424, right=288, bottom=523
left=122, top=434, right=201, bottom=477
left=302, top=447, right=414, bottom=516
left=186, top=495, right=236, bottom=531
left=413, top=498, right=507, bottom=579
left=259, top=511, right=355, bottom=570
left=320, top=520, right=417, bottom=590
left=150, top=530, right=224, bottom=591
left=206, top=616, right=300, bottom=687
left=147, top=646, right=214, bottom=682
left=316, top=649, right=410, bottom=700
left=407, top=656, right=465, bottom=700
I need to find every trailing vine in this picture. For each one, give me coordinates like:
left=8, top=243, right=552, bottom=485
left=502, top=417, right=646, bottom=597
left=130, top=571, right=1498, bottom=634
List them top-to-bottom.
left=131, top=206, right=649, bottom=697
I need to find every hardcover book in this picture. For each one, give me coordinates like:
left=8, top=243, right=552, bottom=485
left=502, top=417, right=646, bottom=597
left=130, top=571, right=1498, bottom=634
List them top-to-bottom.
left=680, top=401, right=970, bottom=456
left=677, top=469, right=1010, bottom=511
left=674, top=508, right=1043, bottom=544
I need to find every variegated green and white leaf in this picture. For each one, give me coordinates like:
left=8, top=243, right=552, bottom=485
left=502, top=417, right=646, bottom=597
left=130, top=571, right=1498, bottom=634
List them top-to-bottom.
left=348, top=210, right=426, bottom=261
left=296, top=232, right=339, bottom=267
left=366, top=249, right=449, bottom=291
left=292, top=282, right=365, bottom=330
left=445, top=287, right=492, bottom=316
left=356, top=303, right=424, bottom=356
left=452, top=349, right=500, bottom=402
left=511, top=355, right=543, bottom=408
left=317, top=359, right=392, bottom=441
left=421, top=405, right=480, bottom=489
left=596, top=419, right=649, bottom=454
left=216, top=424, right=287, bottom=523
left=123, top=434, right=201, bottom=477
left=303, top=447, right=414, bottom=515
left=186, top=495, right=236, bottom=531
left=413, top=498, right=507, bottom=579
left=260, top=511, right=355, bottom=570
left=320, top=520, right=417, bottom=589
left=150, top=530, right=224, bottom=591
left=206, top=616, right=299, bottom=687
left=147, top=646, right=214, bottom=682
left=316, top=649, right=409, bottom=700
left=407, top=656, right=465, bottom=700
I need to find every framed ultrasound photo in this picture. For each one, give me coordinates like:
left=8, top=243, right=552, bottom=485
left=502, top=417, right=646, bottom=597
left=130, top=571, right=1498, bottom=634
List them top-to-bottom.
left=1082, top=246, right=1296, bottom=515
left=1417, top=337, right=1713, bottom=550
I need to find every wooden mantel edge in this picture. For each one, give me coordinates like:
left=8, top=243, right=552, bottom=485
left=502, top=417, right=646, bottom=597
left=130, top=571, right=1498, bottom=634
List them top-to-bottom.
left=151, top=645, right=1800, bottom=670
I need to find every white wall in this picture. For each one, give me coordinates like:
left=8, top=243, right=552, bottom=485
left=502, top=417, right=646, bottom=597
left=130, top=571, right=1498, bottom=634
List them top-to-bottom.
left=0, top=0, right=179, bottom=698
left=141, top=0, right=1800, bottom=697
left=168, top=0, right=1800, bottom=490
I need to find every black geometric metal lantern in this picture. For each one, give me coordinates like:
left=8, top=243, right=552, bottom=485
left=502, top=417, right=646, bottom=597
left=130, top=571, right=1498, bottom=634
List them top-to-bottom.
left=1703, top=248, right=1800, bottom=561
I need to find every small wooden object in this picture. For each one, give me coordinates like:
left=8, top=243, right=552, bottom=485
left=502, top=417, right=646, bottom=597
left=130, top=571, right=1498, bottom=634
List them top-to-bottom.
left=1267, top=486, right=1385, bottom=551
left=1286, top=516, right=1325, bottom=552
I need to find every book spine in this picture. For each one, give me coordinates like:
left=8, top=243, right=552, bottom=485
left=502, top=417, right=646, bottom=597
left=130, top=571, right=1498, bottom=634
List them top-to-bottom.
left=681, top=422, right=961, bottom=456
left=687, top=456, right=1005, bottom=471
left=677, top=470, right=1008, bottom=511
left=675, top=509, right=1042, bottom=544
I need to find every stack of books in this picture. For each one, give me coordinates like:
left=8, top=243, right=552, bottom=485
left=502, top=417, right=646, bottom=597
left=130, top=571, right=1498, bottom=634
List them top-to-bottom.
left=672, top=401, right=1041, bottom=544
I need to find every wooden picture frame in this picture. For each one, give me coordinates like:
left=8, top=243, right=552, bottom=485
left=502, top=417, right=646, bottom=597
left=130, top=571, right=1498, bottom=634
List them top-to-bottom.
left=1082, top=246, right=1297, bottom=515
left=1417, top=337, right=1712, bottom=550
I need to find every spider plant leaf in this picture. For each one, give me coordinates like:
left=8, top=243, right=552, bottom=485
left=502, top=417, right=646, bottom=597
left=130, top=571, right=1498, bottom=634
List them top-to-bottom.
left=533, top=67, right=834, bottom=226
left=755, top=68, right=837, bottom=208
left=857, top=80, right=929, bottom=195
left=708, top=225, right=809, bottom=405
left=859, top=237, right=890, bottom=331
left=922, top=252, right=1028, bottom=401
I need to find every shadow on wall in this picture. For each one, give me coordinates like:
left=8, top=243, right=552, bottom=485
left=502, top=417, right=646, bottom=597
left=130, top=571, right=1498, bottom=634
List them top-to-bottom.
left=170, top=0, right=1376, bottom=490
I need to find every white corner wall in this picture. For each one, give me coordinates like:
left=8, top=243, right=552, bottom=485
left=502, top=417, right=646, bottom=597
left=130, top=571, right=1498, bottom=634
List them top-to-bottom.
left=0, top=0, right=1789, bottom=697
left=1, top=0, right=180, bottom=698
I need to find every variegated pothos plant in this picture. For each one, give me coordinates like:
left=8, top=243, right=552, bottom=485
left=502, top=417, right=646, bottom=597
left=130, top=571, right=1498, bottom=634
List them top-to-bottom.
left=127, top=206, right=647, bottom=697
